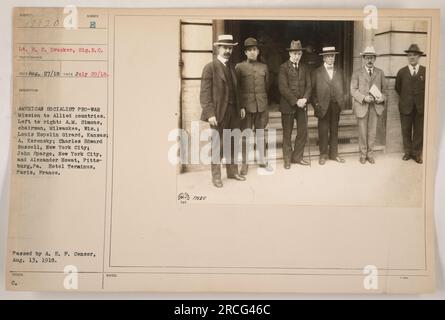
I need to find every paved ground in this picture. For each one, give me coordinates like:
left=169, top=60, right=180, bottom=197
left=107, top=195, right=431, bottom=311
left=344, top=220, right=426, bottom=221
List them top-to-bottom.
left=177, top=153, right=424, bottom=207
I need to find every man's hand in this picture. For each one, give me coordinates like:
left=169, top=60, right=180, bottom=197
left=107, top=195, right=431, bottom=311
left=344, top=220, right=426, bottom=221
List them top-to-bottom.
left=364, top=95, right=375, bottom=103
left=375, top=96, right=384, bottom=104
left=296, top=98, right=307, bottom=108
left=240, top=108, right=246, bottom=119
left=208, top=116, right=218, bottom=126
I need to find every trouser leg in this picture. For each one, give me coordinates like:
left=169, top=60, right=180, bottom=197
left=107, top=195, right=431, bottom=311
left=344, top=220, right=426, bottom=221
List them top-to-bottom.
left=328, top=102, right=340, bottom=159
left=366, top=105, right=378, bottom=158
left=291, top=107, right=308, bottom=162
left=412, top=108, right=424, bottom=159
left=318, top=109, right=330, bottom=158
left=224, top=110, right=240, bottom=177
left=255, top=111, right=268, bottom=165
left=400, top=111, right=414, bottom=155
left=281, top=113, right=295, bottom=163
left=357, top=113, right=368, bottom=158
left=241, top=114, right=254, bottom=167
left=210, top=124, right=222, bottom=179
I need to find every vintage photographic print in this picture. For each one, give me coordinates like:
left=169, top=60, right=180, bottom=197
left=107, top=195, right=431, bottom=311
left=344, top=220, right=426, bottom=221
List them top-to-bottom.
left=6, top=7, right=438, bottom=293
left=177, top=17, right=429, bottom=207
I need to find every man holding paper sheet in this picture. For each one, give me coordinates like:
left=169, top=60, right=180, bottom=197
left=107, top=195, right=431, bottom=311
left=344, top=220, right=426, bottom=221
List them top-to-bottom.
left=350, top=46, right=387, bottom=164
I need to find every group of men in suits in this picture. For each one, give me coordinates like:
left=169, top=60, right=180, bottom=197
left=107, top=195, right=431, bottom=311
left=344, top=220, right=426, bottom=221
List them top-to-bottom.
left=200, top=34, right=426, bottom=188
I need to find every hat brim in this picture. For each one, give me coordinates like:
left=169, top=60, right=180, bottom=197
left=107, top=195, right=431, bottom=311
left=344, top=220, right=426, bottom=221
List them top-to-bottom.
left=213, top=42, right=238, bottom=46
left=244, top=44, right=259, bottom=48
left=286, top=48, right=305, bottom=51
left=404, top=50, right=423, bottom=55
left=319, top=51, right=340, bottom=55
left=360, top=52, right=377, bottom=56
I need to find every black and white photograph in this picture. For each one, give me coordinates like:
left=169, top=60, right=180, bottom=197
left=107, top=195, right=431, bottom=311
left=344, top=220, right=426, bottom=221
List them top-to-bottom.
left=177, top=18, right=429, bottom=207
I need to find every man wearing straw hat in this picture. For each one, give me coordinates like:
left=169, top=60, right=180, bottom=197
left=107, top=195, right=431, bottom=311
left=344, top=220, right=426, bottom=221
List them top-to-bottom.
left=200, top=34, right=246, bottom=188
left=235, top=37, right=273, bottom=176
left=278, top=40, right=312, bottom=169
left=395, top=44, right=426, bottom=164
left=311, top=46, right=346, bottom=165
left=350, top=46, right=387, bottom=164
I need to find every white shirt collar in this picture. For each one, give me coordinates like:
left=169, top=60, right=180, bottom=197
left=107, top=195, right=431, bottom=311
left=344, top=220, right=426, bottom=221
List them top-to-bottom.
left=217, top=55, right=229, bottom=66
left=324, top=62, right=334, bottom=70
left=409, top=64, right=419, bottom=72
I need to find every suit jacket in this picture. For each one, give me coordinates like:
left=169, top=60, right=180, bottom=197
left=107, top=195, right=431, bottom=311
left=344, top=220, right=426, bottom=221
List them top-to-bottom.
left=200, top=59, right=240, bottom=124
left=235, top=60, right=269, bottom=113
left=278, top=60, right=311, bottom=114
left=311, top=65, right=346, bottom=118
left=395, top=65, right=426, bottom=115
left=350, top=66, right=387, bottom=118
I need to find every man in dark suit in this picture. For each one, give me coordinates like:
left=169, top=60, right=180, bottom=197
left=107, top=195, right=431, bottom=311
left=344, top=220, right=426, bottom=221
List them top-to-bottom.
left=200, top=34, right=246, bottom=188
left=235, top=37, right=273, bottom=175
left=278, top=40, right=312, bottom=169
left=395, top=44, right=426, bottom=164
left=311, top=46, right=346, bottom=165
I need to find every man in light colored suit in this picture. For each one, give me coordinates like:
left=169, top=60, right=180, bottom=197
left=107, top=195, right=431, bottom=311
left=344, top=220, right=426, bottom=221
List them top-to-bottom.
left=350, top=46, right=387, bottom=164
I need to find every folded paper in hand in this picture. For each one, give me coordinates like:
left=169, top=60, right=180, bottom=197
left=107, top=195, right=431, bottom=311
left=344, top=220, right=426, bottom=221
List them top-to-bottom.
left=369, top=84, right=382, bottom=100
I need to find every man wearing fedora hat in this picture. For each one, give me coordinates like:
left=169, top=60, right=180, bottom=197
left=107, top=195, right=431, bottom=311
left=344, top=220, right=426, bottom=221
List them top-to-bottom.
left=200, top=34, right=246, bottom=188
left=235, top=37, right=273, bottom=175
left=278, top=40, right=312, bottom=169
left=395, top=44, right=426, bottom=164
left=311, top=46, right=346, bottom=165
left=350, top=46, right=387, bottom=164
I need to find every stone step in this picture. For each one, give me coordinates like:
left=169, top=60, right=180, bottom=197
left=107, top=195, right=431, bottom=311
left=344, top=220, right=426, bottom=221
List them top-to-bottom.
left=267, top=110, right=358, bottom=129
left=268, top=128, right=358, bottom=147
left=246, top=143, right=385, bottom=161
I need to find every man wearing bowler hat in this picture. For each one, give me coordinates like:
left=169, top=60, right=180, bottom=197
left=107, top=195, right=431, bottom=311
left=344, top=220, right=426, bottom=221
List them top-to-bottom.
left=200, top=34, right=246, bottom=188
left=235, top=37, right=273, bottom=175
left=278, top=40, right=312, bottom=169
left=395, top=44, right=426, bottom=164
left=311, top=46, right=346, bottom=165
left=350, top=46, right=387, bottom=164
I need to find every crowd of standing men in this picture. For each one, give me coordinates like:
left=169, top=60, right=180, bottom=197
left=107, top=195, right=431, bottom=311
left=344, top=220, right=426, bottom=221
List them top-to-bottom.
left=200, top=34, right=426, bottom=188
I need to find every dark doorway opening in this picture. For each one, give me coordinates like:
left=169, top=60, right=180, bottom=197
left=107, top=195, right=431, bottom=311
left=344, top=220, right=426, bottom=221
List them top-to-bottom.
left=224, top=20, right=354, bottom=109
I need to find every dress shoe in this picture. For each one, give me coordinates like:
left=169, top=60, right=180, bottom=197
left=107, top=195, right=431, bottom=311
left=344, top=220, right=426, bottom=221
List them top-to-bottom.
left=402, top=154, right=411, bottom=161
left=331, top=156, right=345, bottom=163
left=319, top=157, right=326, bottom=165
left=359, top=157, right=366, bottom=164
left=367, top=157, right=375, bottom=164
left=415, top=157, right=423, bottom=164
left=295, top=159, right=310, bottom=166
left=284, top=161, right=291, bottom=169
left=259, top=162, right=274, bottom=172
left=240, top=164, right=248, bottom=176
left=228, top=174, right=246, bottom=181
left=212, top=178, right=223, bottom=188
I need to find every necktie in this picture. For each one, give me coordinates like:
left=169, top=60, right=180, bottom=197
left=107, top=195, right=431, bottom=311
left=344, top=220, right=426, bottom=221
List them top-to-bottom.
left=326, top=65, right=333, bottom=70
left=412, top=67, right=417, bottom=76
left=368, top=68, right=372, bottom=77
